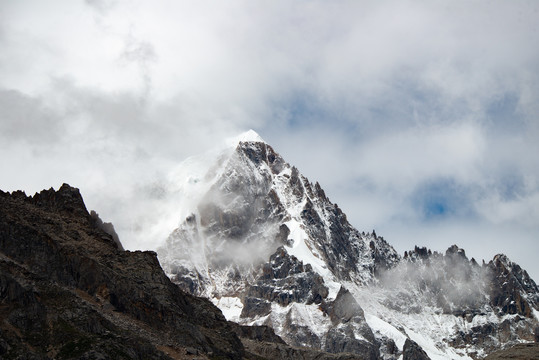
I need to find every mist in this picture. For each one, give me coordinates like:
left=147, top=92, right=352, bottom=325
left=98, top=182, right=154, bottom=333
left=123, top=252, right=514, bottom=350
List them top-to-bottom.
left=375, top=246, right=492, bottom=315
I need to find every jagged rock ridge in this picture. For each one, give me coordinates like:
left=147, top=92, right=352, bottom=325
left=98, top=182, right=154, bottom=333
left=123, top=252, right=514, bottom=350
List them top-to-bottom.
left=158, top=131, right=539, bottom=360
left=0, top=184, right=244, bottom=359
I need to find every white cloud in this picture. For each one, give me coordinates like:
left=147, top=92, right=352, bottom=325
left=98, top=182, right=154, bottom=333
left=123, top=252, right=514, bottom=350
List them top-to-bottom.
left=0, top=0, right=538, bottom=280
left=352, top=123, right=486, bottom=189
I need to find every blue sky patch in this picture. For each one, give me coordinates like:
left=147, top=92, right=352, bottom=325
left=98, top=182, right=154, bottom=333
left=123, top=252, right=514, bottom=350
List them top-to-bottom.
left=411, top=178, right=476, bottom=222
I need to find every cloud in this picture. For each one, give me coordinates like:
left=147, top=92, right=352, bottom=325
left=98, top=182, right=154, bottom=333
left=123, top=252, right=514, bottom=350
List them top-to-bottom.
left=0, top=0, right=538, bottom=280
left=84, top=0, right=116, bottom=15
left=118, top=33, right=157, bottom=99
left=0, top=89, right=61, bottom=145
left=410, top=178, right=477, bottom=221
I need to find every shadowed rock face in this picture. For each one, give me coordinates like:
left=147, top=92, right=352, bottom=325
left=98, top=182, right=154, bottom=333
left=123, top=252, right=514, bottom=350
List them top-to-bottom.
left=0, top=184, right=244, bottom=359
left=488, top=254, right=539, bottom=317
left=402, top=339, right=431, bottom=360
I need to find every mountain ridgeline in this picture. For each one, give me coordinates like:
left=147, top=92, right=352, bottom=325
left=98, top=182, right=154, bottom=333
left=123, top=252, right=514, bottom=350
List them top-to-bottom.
left=1, top=131, right=537, bottom=359
left=158, top=132, right=539, bottom=360
left=1, top=183, right=384, bottom=359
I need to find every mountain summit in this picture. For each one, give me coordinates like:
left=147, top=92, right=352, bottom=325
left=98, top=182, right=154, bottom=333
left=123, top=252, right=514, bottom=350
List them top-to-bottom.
left=231, top=129, right=266, bottom=144
left=158, top=133, right=539, bottom=359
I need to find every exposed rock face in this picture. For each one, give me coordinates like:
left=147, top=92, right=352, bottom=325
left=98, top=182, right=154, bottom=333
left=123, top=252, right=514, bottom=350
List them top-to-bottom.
left=0, top=184, right=245, bottom=359
left=90, top=209, right=124, bottom=251
left=243, top=246, right=329, bottom=310
left=488, top=254, right=539, bottom=317
left=323, top=288, right=379, bottom=360
left=241, top=338, right=371, bottom=360
left=402, top=339, right=431, bottom=360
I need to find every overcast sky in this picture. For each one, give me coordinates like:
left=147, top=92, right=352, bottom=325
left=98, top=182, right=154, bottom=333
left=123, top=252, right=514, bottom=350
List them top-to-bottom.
left=1, top=0, right=538, bottom=280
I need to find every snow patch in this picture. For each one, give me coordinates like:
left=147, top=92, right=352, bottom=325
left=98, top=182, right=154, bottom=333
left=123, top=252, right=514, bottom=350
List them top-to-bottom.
left=227, top=129, right=265, bottom=145
left=285, top=220, right=325, bottom=273
left=212, top=296, right=244, bottom=322
left=256, top=302, right=331, bottom=347
left=288, top=303, right=331, bottom=338
left=364, top=313, right=407, bottom=350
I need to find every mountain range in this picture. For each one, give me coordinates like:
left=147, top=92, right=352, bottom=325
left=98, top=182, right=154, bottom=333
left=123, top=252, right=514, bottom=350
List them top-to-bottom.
left=0, top=130, right=538, bottom=359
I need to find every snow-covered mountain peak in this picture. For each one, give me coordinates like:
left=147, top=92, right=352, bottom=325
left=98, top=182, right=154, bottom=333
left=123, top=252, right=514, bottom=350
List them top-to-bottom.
left=227, top=129, right=266, bottom=146
left=157, top=132, right=539, bottom=360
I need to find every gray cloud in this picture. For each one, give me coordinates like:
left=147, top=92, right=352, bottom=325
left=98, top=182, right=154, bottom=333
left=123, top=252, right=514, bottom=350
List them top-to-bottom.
left=0, top=0, right=538, bottom=280
left=84, top=0, right=116, bottom=15
left=118, top=33, right=157, bottom=101
left=0, top=89, right=61, bottom=145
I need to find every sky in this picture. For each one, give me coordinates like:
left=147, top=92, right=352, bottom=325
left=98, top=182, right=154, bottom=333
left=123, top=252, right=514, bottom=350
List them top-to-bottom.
left=1, top=0, right=538, bottom=281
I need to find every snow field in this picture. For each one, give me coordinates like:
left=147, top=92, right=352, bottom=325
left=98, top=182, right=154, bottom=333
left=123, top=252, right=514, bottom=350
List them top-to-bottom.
left=212, top=296, right=244, bottom=322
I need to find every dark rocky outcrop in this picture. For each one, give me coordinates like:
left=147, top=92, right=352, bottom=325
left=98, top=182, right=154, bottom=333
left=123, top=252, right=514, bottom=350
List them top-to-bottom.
left=0, top=184, right=245, bottom=359
left=90, top=209, right=123, bottom=251
left=243, top=246, right=329, bottom=309
left=488, top=254, right=539, bottom=318
left=323, top=288, right=379, bottom=360
left=229, top=324, right=286, bottom=345
left=241, top=338, right=371, bottom=360
left=402, top=339, right=430, bottom=360
left=484, top=342, right=539, bottom=359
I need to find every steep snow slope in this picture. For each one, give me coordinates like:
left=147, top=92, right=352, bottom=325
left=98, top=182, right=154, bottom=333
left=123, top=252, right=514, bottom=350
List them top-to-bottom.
left=157, top=131, right=539, bottom=360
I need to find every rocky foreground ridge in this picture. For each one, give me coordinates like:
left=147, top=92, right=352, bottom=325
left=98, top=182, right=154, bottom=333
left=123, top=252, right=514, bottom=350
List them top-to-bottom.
left=0, top=184, right=380, bottom=359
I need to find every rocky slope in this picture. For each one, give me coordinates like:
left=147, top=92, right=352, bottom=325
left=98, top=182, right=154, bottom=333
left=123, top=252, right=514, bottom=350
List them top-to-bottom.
left=158, top=131, right=539, bottom=360
left=0, top=184, right=373, bottom=359
left=0, top=184, right=245, bottom=359
left=484, top=342, right=539, bottom=359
